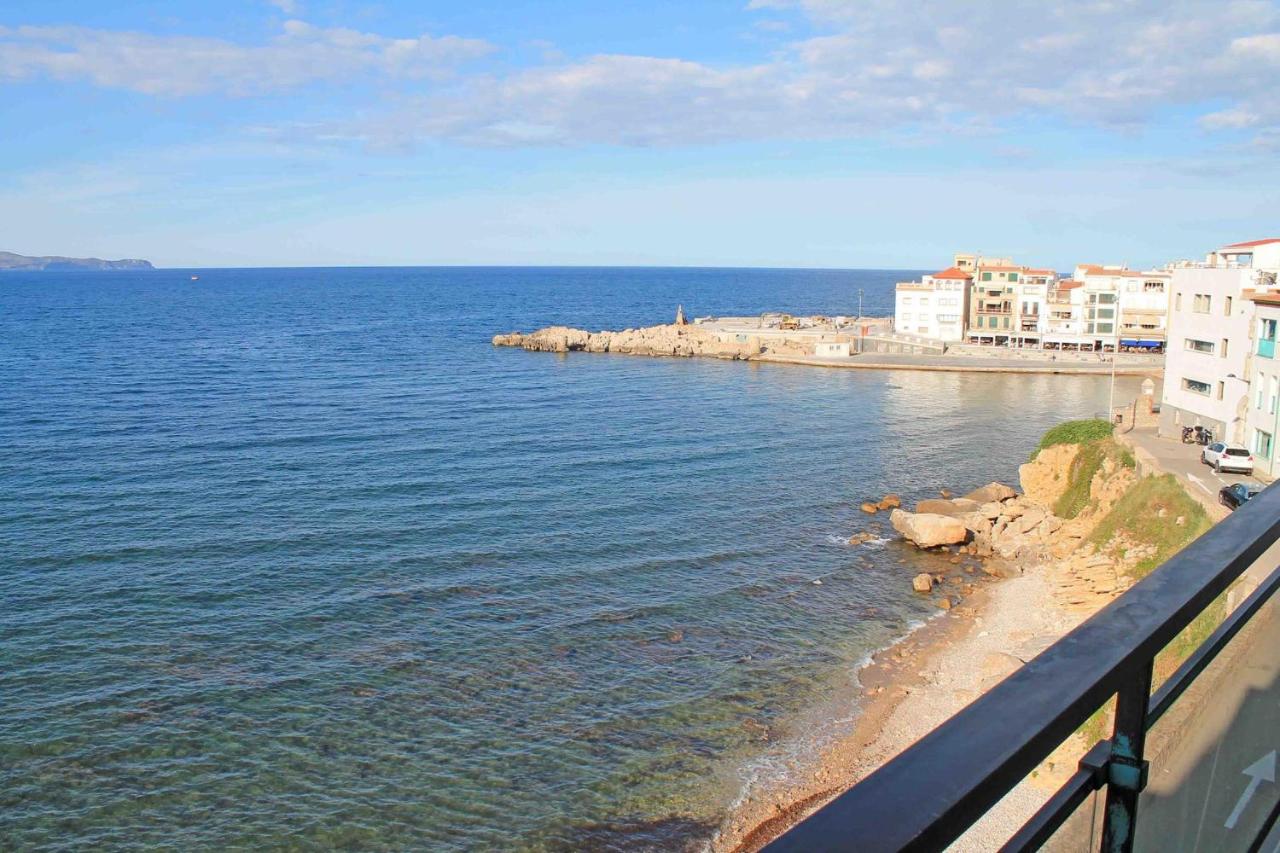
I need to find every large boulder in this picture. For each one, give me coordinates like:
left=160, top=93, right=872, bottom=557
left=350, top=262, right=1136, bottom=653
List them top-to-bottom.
left=963, top=482, right=1018, bottom=504
left=915, top=497, right=980, bottom=517
left=890, top=509, right=969, bottom=548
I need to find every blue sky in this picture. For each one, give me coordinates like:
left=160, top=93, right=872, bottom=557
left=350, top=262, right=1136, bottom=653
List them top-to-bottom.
left=1, top=0, right=1278, bottom=269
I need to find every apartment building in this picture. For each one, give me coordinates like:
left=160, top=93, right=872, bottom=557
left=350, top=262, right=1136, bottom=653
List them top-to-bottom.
left=1160, top=239, right=1280, bottom=442
left=967, top=259, right=1023, bottom=344
left=1076, top=265, right=1172, bottom=351
left=893, top=266, right=971, bottom=342
left=1246, top=291, right=1280, bottom=477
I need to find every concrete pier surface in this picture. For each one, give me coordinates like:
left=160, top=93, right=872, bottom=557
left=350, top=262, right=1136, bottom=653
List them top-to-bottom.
left=758, top=352, right=1159, bottom=375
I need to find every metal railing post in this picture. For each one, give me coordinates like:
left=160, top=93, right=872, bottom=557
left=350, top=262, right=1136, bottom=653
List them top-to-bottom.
left=1102, top=662, right=1154, bottom=852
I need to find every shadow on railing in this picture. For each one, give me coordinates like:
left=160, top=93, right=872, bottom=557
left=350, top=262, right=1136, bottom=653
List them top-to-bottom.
left=763, top=483, right=1280, bottom=853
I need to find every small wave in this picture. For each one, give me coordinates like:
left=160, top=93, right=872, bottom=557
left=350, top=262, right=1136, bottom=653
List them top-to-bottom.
left=825, top=533, right=891, bottom=548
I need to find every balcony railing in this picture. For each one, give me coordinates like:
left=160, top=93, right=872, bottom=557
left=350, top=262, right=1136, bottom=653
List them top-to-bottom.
left=1260, top=338, right=1276, bottom=359
left=764, top=483, right=1280, bottom=853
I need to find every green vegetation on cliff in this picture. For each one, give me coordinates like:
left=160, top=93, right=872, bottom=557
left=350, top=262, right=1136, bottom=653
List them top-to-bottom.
left=1033, top=419, right=1113, bottom=457
left=1052, top=438, right=1135, bottom=520
left=1087, top=474, right=1211, bottom=579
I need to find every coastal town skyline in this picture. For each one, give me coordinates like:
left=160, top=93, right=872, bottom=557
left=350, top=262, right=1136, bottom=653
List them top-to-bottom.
left=2, top=0, right=1279, bottom=269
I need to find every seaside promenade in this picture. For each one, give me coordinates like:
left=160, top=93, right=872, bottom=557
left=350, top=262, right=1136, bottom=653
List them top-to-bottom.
left=759, top=351, right=1159, bottom=376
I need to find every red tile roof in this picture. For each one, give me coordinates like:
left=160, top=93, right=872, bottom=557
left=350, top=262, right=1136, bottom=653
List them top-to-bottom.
left=1223, top=238, right=1280, bottom=249
left=930, top=266, right=973, bottom=280
left=1023, top=268, right=1056, bottom=276
left=1056, top=280, right=1084, bottom=290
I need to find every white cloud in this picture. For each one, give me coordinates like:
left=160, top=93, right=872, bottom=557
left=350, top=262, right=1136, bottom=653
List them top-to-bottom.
left=337, top=0, right=1280, bottom=149
left=1, top=1, right=1278, bottom=148
left=0, top=20, right=493, bottom=96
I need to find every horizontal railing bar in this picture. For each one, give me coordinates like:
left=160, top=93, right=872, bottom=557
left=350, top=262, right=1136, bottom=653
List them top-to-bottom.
left=763, top=483, right=1280, bottom=853
left=1148, top=563, right=1280, bottom=724
left=998, top=741, right=1110, bottom=853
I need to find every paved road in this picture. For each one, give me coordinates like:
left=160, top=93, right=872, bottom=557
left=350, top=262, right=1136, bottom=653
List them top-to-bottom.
left=1123, top=426, right=1265, bottom=516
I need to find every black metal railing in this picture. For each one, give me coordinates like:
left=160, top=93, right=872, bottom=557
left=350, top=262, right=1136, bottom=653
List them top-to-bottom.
left=763, top=482, right=1280, bottom=853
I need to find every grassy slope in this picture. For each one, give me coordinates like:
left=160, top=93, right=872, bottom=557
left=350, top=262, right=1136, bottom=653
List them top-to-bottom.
left=1037, top=425, right=1217, bottom=742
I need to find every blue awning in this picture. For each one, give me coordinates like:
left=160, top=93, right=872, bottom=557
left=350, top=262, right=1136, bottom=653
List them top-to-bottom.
left=1120, top=339, right=1162, bottom=348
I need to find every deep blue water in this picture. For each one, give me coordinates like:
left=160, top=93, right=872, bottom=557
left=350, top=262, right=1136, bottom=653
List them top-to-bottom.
left=0, top=267, right=1136, bottom=850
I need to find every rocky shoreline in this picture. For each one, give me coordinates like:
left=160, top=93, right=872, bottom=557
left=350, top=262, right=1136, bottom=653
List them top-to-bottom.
left=493, top=323, right=777, bottom=359
left=713, top=433, right=1158, bottom=852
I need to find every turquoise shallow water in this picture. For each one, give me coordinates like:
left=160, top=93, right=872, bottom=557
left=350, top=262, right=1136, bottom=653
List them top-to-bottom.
left=0, top=267, right=1137, bottom=850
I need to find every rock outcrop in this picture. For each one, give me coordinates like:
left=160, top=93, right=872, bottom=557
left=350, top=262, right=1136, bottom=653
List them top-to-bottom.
left=493, top=324, right=763, bottom=360
left=1018, top=444, right=1079, bottom=507
left=963, top=482, right=1018, bottom=504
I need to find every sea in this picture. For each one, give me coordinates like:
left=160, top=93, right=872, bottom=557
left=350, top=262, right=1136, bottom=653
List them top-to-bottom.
left=0, top=267, right=1141, bottom=850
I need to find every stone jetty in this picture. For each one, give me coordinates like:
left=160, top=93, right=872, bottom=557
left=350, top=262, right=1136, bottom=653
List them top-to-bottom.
left=492, top=323, right=773, bottom=359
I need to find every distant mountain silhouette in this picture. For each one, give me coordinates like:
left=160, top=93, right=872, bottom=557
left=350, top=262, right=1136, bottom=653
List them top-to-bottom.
left=0, top=251, right=154, bottom=271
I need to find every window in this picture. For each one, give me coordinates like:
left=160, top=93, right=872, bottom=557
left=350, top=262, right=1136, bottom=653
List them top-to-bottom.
left=982, top=272, right=992, bottom=281
left=1008, top=272, right=1019, bottom=282
left=1144, top=281, right=1164, bottom=292
left=1175, top=293, right=1182, bottom=311
left=1193, top=294, right=1211, bottom=313
left=1226, top=295, right=1233, bottom=315
left=1263, top=319, right=1278, bottom=341
left=1095, top=323, right=1114, bottom=334
left=1222, top=338, right=1229, bottom=358
left=1184, top=339, right=1215, bottom=354
left=1183, top=377, right=1211, bottom=396
left=1217, top=381, right=1225, bottom=400
left=1256, top=430, right=1273, bottom=459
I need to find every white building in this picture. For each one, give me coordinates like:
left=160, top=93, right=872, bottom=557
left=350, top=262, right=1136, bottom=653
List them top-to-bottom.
left=1214, top=238, right=1280, bottom=270
left=1160, top=239, right=1280, bottom=442
left=1073, top=265, right=1172, bottom=351
left=894, top=267, right=971, bottom=342
left=1042, top=273, right=1119, bottom=351
left=1245, top=292, right=1280, bottom=478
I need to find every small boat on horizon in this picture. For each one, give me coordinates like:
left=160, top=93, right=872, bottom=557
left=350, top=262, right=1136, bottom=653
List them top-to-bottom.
left=190, top=275, right=199, bottom=281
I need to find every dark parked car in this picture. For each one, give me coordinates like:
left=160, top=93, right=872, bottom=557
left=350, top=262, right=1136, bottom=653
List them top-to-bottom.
left=1219, top=482, right=1262, bottom=510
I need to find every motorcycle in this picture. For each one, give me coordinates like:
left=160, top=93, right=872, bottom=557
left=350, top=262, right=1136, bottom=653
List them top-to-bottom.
left=1182, top=425, right=1215, bottom=445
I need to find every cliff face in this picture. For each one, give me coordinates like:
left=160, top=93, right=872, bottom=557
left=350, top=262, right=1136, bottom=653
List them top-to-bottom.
left=0, top=251, right=154, bottom=271
left=887, top=429, right=1194, bottom=613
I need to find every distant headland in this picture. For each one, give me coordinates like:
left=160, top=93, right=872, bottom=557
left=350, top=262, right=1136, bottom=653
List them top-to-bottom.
left=0, top=251, right=154, bottom=271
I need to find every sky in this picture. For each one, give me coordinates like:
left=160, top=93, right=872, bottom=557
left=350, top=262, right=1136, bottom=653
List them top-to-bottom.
left=1, top=0, right=1278, bottom=270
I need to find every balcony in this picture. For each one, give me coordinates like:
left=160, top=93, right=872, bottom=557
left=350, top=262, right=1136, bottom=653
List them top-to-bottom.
left=1260, top=338, right=1276, bottom=359
left=765, top=486, right=1280, bottom=853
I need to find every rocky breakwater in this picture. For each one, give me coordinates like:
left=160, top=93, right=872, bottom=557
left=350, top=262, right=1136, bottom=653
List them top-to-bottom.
left=492, top=323, right=764, bottom=359
left=879, top=431, right=1150, bottom=613
left=889, top=480, right=1063, bottom=574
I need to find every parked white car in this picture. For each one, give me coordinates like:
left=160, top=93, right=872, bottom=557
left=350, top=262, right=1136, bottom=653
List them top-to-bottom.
left=1201, top=442, right=1255, bottom=474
